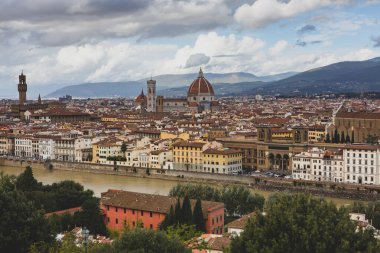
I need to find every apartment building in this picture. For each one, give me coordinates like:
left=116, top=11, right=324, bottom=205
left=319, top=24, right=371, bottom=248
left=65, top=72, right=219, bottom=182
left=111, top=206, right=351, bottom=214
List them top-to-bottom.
left=172, top=141, right=206, bottom=171
left=344, top=145, right=379, bottom=185
left=292, top=147, right=343, bottom=182
left=202, top=149, right=242, bottom=174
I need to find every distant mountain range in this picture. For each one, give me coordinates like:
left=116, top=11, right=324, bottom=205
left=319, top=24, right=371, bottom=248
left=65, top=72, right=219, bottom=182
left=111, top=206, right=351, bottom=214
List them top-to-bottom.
left=46, top=57, right=380, bottom=98
left=244, top=57, right=380, bottom=95
left=46, top=71, right=296, bottom=98
left=46, top=81, right=144, bottom=98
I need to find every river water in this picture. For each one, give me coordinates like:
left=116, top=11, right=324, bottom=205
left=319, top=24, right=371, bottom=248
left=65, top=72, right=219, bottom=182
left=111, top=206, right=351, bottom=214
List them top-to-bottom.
left=0, top=165, right=357, bottom=207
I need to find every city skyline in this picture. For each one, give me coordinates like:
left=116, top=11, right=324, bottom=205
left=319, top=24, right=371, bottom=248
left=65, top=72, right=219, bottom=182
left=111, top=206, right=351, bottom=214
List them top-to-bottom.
left=1, top=0, right=380, bottom=97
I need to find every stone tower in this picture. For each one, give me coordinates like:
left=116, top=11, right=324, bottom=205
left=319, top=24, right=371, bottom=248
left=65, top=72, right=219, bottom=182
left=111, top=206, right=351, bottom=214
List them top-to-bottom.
left=18, top=71, right=27, bottom=105
left=147, top=79, right=156, bottom=112
left=257, top=125, right=272, bottom=143
left=292, top=127, right=309, bottom=144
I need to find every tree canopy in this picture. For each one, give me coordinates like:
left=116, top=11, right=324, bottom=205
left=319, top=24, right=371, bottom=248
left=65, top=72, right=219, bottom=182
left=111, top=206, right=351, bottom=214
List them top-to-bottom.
left=169, top=183, right=264, bottom=217
left=229, top=194, right=380, bottom=253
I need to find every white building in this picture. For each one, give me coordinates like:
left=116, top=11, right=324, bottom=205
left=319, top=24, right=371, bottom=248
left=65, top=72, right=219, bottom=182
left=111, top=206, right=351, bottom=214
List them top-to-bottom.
left=14, top=137, right=33, bottom=158
left=38, top=137, right=55, bottom=160
left=74, top=137, right=92, bottom=162
left=55, top=138, right=75, bottom=162
left=343, top=145, right=380, bottom=185
left=292, top=147, right=343, bottom=182
left=149, top=149, right=173, bottom=169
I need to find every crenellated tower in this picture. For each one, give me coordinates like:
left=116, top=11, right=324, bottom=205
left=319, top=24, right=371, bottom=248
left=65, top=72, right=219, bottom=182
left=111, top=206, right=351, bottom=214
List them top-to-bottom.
left=18, top=71, right=27, bottom=105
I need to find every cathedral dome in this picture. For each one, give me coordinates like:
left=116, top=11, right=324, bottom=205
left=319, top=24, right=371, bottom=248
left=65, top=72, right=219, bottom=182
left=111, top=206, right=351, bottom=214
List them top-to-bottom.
left=187, top=68, right=215, bottom=97
left=135, top=89, right=147, bottom=104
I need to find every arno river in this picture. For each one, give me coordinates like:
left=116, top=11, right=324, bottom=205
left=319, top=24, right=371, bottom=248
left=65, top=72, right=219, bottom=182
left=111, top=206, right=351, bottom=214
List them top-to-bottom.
left=0, top=165, right=358, bottom=207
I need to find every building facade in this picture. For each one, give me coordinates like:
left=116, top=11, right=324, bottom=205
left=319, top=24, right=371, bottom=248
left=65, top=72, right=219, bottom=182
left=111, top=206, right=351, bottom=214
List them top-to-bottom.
left=101, top=190, right=224, bottom=234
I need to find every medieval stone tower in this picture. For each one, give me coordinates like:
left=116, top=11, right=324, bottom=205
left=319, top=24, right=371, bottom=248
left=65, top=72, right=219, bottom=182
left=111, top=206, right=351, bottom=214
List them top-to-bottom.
left=18, top=71, right=27, bottom=105
left=147, top=79, right=157, bottom=112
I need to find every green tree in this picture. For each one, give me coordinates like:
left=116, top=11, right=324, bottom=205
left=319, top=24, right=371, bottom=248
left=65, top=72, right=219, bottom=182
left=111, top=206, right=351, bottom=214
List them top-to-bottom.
left=333, top=129, right=339, bottom=143
left=340, top=131, right=346, bottom=143
left=352, top=131, right=355, bottom=143
left=345, top=132, right=351, bottom=143
left=325, top=133, right=331, bottom=143
left=121, top=142, right=127, bottom=157
left=15, top=166, right=40, bottom=191
left=0, top=171, right=16, bottom=192
left=169, top=184, right=264, bottom=218
left=169, top=184, right=221, bottom=202
left=0, top=190, right=51, bottom=253
left=229, top=193, right=380, bottom=253
left=181, top=195, right=193, bottom=224
left=73, top=197, right=108, bottom=236
left=175, top=198, right=183, bottom=224
left=193, top=199, right=206, bottom=232
left=161, top=205, right=176, bottom=230
left=166, top=224, right=202, bottom=243
left=111, top=228, right=190, bottom=253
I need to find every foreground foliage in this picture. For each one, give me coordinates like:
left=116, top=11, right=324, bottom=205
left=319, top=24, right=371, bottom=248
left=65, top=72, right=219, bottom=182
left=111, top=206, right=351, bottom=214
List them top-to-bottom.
left=0, top=167, right=106, bottom=252
left=169, top=183, right=264, bottom=217
left=229, top=194, right=380, bottom=253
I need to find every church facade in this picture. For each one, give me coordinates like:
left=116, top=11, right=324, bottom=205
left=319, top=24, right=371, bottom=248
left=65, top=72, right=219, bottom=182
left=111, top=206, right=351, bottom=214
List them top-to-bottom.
left=135, top=69, right=219, bottom=113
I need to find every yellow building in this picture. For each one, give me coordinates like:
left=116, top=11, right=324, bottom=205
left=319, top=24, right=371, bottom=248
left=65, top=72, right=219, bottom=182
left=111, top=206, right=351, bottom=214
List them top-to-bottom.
left=308, top=128, right=325, bottom=143
left=160, top=132, right=190, bottom=141
left=172, top=141, right=205, bottom=171
left=202, top=149, right=242, bottom=174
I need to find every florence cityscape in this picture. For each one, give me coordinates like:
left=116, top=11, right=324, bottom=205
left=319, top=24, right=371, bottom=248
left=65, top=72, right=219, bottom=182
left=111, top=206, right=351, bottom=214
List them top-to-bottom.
left=1, top=0, right=380, bottom=252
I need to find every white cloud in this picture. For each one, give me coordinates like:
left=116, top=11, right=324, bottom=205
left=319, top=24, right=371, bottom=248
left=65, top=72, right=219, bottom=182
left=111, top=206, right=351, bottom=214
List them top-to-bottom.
left=234, top=0, right=350, bottom=28
left=269, top=40, right=289, bottom=55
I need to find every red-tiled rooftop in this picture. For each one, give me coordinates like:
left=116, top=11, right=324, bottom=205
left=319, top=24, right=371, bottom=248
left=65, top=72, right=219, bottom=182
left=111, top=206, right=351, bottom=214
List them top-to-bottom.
left=101, top=190, right=224, bottom=218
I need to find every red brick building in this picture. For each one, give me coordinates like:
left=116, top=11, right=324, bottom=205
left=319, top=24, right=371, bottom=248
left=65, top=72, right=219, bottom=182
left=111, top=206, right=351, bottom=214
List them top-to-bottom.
left=101, top=190, right=224, bottom=234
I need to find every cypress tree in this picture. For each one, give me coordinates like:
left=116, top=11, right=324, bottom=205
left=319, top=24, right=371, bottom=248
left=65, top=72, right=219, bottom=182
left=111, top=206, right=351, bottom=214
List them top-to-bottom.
left=333, top=129, right=339, bottom=143
left=340, top=131, right=345, bottom=143
left=351, top=131, right=355, bottom=143
left=325, top=133, right=331, bottom=143
left=345, top=133, right=351, bottom=143
left=181, top=195, right=193, bottom=225
left=175, top=198, right=182, bottom=224
left=193, top=199, right=206, bottom=232
left=161, top=205, right=175, bottom=230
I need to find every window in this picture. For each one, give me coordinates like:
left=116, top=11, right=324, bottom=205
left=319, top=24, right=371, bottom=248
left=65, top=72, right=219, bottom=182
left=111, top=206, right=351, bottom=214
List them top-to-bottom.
left=107, top=205, right=109, bottom=211
left=115, top=207, right=118, bottom=212
left=124, top=208, right=126, bottom=213
left=132, top=210, right=135, bottom=215
left=141, top=211, right=144, bottom=216
left=150, top=212, right=153, bottom=218
left=107, top=217, right=110, bottom=222
left=116, top=218, right=118, bottom=224
left=132, top=221, right=135, bottom=227
left=150, top=224, right=153, bottom=229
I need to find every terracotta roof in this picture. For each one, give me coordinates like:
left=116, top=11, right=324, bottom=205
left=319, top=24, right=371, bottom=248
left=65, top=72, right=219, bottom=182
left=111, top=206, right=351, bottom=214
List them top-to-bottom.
left=187, top=68, right=215, bottom=96
left=336, top=111, right=380, bottom=120
left=172, top=141, right=206, bottom=148
left=344, top=144, right=379, bottom=151
left=203, top=149, right=241, bottom=155
left=101, top=190, right=223, bottom=217
left=45, top=207, right=82, bottom=217
left=226, top=212, right=256, bottom=229
left=207, top=236, right=231, bottom=251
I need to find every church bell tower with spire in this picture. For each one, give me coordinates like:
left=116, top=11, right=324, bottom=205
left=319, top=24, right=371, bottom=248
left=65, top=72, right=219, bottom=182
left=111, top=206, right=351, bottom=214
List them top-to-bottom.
left=18, top=71, right=27, bottom=105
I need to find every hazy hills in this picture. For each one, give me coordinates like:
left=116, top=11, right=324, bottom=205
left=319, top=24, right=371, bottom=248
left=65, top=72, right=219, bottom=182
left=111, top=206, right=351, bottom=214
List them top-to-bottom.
left=46, top=57, right=380, bottom=98
left=46, top=72, right=295, bottom=98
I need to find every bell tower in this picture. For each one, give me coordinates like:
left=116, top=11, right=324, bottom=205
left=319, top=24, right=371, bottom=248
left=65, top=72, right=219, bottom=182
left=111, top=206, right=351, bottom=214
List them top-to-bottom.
left=18, top=71, right=27, bottom=105
left=147, top=79, right=156, bottom=112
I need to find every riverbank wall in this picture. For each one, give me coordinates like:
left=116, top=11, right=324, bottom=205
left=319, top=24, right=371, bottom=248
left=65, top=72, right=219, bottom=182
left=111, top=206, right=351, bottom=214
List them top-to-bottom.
left=1, top=158, right=379, bottom=202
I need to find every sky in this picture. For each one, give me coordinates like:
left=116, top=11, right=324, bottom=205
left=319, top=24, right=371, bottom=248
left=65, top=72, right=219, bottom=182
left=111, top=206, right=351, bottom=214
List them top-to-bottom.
left=1, top=0, right=380, bottom=98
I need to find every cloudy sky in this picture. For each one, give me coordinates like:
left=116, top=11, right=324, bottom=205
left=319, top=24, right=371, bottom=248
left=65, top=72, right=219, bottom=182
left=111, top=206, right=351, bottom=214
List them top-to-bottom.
left=1, top=0, right=380, bottom=98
